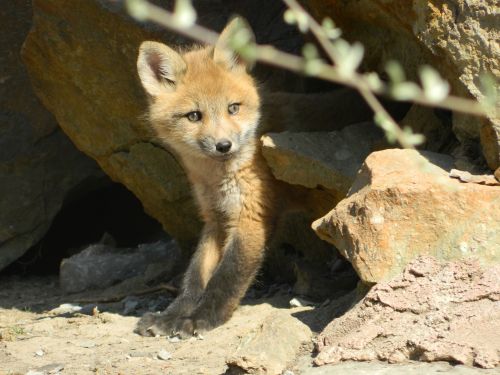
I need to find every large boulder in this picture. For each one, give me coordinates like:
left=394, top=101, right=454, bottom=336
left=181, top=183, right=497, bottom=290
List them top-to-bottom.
left=21, top=0, right=200, bottom=250
left=305, top=0, right=500, bottom=170
left=0, top=1, right=102, bottom=270
left=313, top=149, right=500, bottom=283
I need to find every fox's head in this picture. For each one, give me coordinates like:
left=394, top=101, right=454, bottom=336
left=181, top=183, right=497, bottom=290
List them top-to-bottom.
left=137, top=18, right=260, bottom=163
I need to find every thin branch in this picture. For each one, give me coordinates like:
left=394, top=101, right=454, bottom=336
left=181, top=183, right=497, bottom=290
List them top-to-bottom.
left=126, top=0, right=487, bottom=148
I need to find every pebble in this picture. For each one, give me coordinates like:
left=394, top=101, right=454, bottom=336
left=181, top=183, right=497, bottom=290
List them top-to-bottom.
left=289, top=297, right=316, bottom=307
left=49, top=303, right=82, bottom=315
left=77, top=339, right=96, bottom=348
left=35, top=349, right=44, bottom=357
left=157, top=349, right=172, bottom=360
left=129, top=351, right=154, bottom=358
left=26, top=363, right=64, bottom=375
left=43, top=364, right=64, bottom=374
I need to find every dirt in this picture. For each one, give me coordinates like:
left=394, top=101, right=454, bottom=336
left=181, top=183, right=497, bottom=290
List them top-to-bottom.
left=1, top=256, right=499, bottom=375
left=0, top=276, right=350, bottom=375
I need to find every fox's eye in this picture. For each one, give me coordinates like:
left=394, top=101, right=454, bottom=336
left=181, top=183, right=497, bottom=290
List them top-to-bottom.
left=228, top=103, right=240, bottom=115
left=186, top=111, right=202, bottom=122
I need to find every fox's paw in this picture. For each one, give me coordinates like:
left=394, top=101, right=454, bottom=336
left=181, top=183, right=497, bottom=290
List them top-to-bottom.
left=135, top=312, right=179, bottom=337
left=174, top=316, right=214, bottom=338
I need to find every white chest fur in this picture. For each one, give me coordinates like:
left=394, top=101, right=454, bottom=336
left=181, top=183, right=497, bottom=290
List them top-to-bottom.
left=193, top=175, right=242, bottom=220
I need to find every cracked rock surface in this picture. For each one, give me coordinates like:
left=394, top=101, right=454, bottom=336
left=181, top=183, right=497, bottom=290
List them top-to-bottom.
left=315, top=256, right=500, bottom=369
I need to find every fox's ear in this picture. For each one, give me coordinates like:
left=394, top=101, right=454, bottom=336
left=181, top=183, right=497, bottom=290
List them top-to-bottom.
left=214, top=17, right=255, bottom=72
left=137, top=41, right=187, bottom=96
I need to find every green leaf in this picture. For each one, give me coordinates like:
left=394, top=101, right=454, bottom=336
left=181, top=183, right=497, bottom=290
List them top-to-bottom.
left=125, top=0, right=149, bottom=21
left=173, top=0, right=197, bottom=28
left=284, top=9, right=296, bottom=24
left=322, top=17, right=341, bottom=40
left=332, top=40, right=364, bottom=77
left=302, top=43, right=319, bottom=60
left=385, top=60, right=405, bottom=84
left=419, top=65, right=450, bottom=102
left=364, top=72, right=383, bottom=91
left=479, top=73, right=499, bottom=113
left=391, top=82, right=421, bottom=101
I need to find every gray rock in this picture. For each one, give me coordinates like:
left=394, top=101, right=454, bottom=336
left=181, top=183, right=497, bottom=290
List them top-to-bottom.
left=0, top=1, right=102, bottom=271
left=0, top=1, right=101, bottom=270
left=261, top=122, right=385, bottom=201
left=59, top=240, right=179, bottom=293
left=122, top=297, right=140, bottom=315
left=157, top=349, right=172, bottom=361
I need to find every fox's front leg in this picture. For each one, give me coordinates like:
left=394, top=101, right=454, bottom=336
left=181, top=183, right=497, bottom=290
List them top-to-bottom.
left=177, top=223, right=268, bottom=336
left=135, top=224, right=222, bottom=336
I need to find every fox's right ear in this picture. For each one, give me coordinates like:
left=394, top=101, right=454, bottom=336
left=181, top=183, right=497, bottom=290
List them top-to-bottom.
left=137, top=41, right=187, bottom=96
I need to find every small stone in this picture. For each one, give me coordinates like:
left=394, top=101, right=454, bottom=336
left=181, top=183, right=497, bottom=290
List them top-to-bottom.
left=289, top=297, right=316, bottom=308
left=49, top=303, right=82, bottom=315
left=80, top=304, right=99, bottom=315
left=168, top=336, right=181, bottom=343
left=77, top=340, right=96, bottom=348
left=34, top=349, right=44, bottom=357
left=157, top=349, right=172, bottom=360
left=129, top=351, right=153, bottom=358
left=35, top=363, right=64, bottom=374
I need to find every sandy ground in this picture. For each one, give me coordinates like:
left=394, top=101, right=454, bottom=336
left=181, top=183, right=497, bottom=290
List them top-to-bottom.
left=1, top=262, right=499, bottom=375
left=0, top=275, right=332, bottom=375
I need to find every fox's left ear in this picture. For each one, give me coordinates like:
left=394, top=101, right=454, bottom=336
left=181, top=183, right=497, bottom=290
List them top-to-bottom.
left=214, top=17, right=255, bottom=72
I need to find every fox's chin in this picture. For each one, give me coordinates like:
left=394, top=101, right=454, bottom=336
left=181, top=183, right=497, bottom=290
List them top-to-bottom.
left=211, top=153, right=233, bottom=162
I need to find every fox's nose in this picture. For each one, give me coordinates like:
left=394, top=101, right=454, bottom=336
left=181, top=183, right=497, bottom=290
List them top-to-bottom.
left=215, top=139, right=232, bottom=153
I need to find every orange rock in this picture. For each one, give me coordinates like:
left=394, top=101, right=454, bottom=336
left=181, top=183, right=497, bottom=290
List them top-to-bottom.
left=313, top=149, right=500, bottom=283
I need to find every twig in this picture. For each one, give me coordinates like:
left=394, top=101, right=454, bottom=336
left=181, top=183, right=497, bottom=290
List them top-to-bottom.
left=126, top=0, right=487, bottom=147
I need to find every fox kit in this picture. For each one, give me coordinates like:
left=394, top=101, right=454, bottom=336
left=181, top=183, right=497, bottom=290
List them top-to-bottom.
left=133, top=15, right=408, bottom=337
left=135, top=18, right=294, bottom=337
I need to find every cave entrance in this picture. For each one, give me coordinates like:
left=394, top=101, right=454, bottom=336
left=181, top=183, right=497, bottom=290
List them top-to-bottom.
left=3, top=181, right=163, bottom=275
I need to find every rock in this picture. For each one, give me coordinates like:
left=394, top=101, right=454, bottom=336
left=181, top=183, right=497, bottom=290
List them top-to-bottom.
left=21, top=0, right=306, bottom=252
left=306, top=0, right=500, bottom=170
left=0, top=1, right=102, bottom=271
left=399, top=105, right=456, bottom=153
left=261, top=122, right=386, bottom=202
left=312, top=149, right=500, bottom=283
left=495, top=167, right=500, bottom=181
left=449, top=169, right=500, bottom=186
left=59, top=240, right=179, bottom=293
left=314, top=256, right=500, bottom=369
left=122, top=297, right=140, bottom=315
left=49, top=304, right=82, bottom=315
left=226, top=310, right=312, bottom=375
left=76, top=340, right=96, bottom=349
left=157, top=349, right=172, bottom=361
left=26, top=364, right=65, bottom=375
